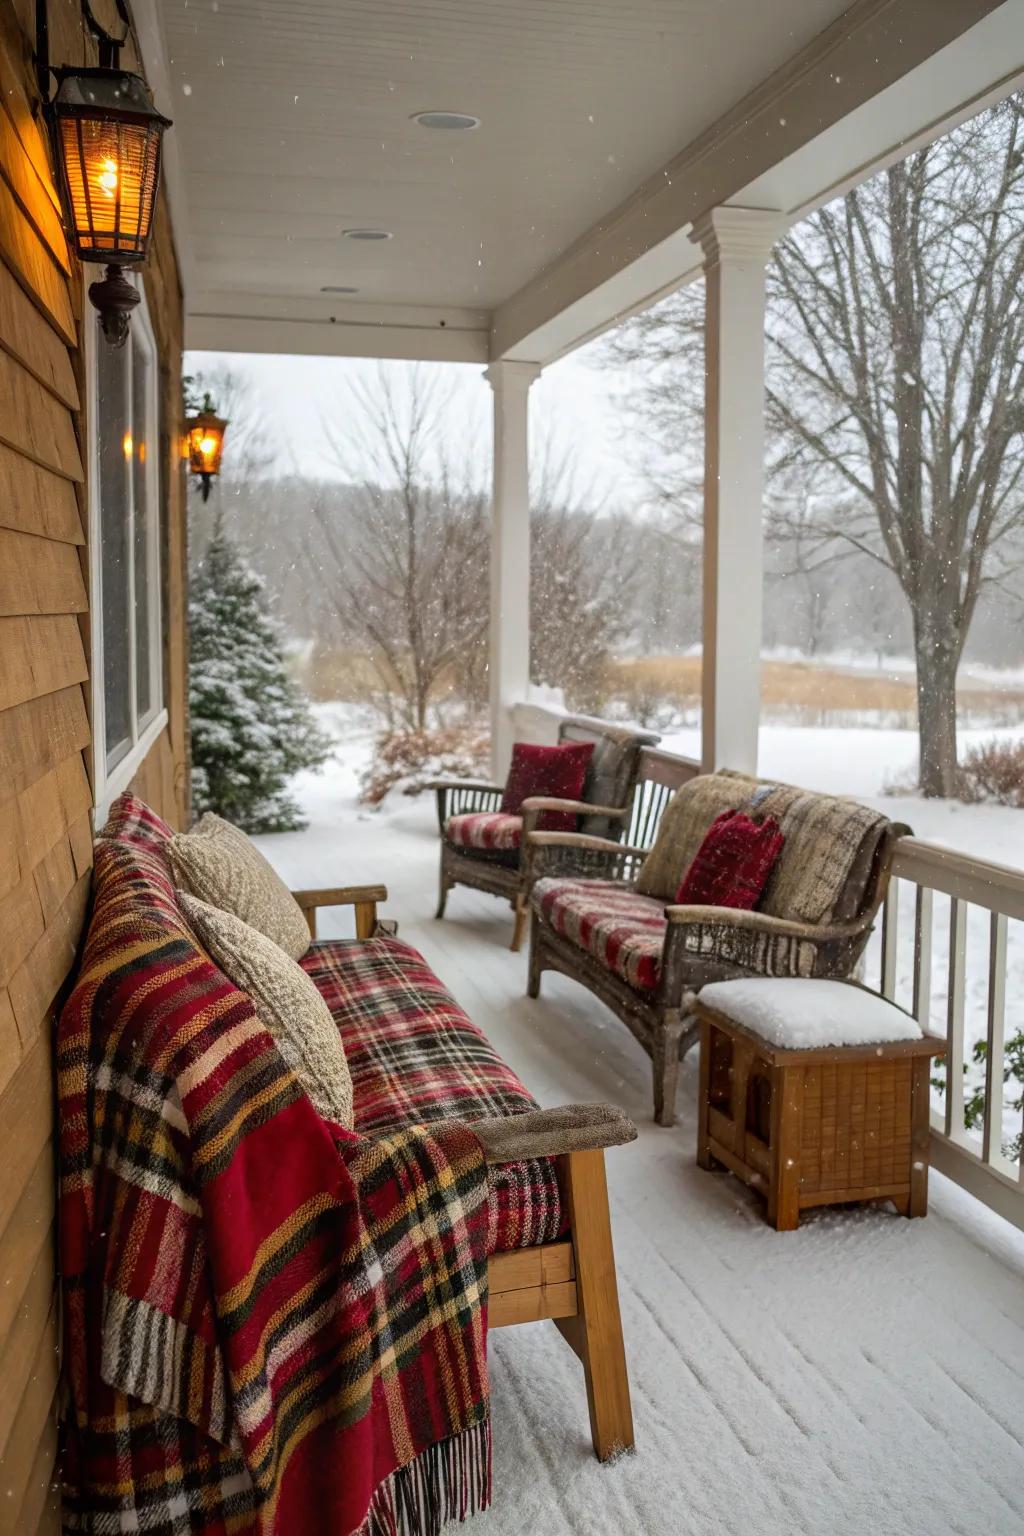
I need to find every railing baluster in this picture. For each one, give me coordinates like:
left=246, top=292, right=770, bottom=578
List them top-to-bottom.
left=880, top=879, right=899, bottom=1000
left=912, top=885, right=933, bottom=1027
left=945, top=897, right=967, bottom=1141
left=983, top=911, right=1007, bottom=1168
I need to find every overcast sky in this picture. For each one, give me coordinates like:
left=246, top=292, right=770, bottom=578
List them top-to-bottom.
left=185, top=342, right=649, bottom=508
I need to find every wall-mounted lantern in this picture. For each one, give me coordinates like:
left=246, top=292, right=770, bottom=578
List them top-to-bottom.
left=39, top=3, right=171, bottom=346
left=185, top=398, right=229, bottom=500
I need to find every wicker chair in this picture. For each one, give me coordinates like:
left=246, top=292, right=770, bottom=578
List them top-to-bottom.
left=432, top=717, right=658, bottom=950
left=524, top=757, right=910, bottom=1126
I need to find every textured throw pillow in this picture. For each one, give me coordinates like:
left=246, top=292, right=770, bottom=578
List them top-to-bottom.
left=500, top=741, right=594, bottom=830
left=675, top=809, right=785, bottom=911
left=168, top=812, right=311, bottom=960
left=179, top=892, right=353, bottom=1128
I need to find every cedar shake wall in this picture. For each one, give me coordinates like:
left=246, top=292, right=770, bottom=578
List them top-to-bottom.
left=0, top=3, right=187, bottom=1529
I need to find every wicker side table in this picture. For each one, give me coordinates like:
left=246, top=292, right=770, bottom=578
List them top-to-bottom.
left=694, top=981, right=943, bottom=1231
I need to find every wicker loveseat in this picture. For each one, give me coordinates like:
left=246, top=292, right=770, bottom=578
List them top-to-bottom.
left=433, top=716, right=658, bottom=950
left=525, top=767, right=910, bottom=1126
left=59, top=795, right=636, bottom=1532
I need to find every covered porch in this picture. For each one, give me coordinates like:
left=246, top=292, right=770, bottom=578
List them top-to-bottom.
left=1, top=0, right=1023, bottom=1530
left=157, top=0, right=1024, bottom=1524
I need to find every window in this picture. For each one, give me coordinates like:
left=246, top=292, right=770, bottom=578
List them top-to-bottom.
left=88, top=278, right=165, bottom=811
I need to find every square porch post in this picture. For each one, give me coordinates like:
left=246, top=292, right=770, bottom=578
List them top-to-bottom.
left=690, top=208, right=786, bottom=776
left=485, top=360, right=541, bottom=781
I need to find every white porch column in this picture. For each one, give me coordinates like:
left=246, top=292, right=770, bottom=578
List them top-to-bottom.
left=690, top=207, right=786, bottom=776
left=485, top=360, right=541, bottom=781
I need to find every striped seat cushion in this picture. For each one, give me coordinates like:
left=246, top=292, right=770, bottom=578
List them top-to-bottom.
left=445, top=811, right=523, bottom=852
left=533, top=877, right=667, bottom=993
left=301, top=936, right=565, bottom=1252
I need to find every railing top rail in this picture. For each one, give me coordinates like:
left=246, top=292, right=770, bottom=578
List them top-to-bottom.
left=511, top=702, right=1023, bottom=917
left=638, top=745, right=701, bottom=789
left=891, top=837, right=1024, bottom=920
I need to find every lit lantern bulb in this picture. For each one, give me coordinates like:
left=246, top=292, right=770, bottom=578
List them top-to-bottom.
left=97, top=157, right=120, bottom=197
left=199, top=435, right=217, bottom=465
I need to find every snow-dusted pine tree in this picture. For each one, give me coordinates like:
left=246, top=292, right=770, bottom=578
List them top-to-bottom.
left=189, top=517, right=331, bottom=831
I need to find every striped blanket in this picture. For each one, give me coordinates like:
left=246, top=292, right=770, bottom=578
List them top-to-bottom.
left=58, top=802, right=493, bottom=1535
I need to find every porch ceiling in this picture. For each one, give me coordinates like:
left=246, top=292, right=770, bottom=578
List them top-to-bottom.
left=146, top=0, right=1020, bottom=362
left=157, top=0, right=847, bottom=298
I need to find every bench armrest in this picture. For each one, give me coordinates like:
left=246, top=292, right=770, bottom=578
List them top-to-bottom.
left=426, top=779, right=504, bottom=794
left=520, top=798, right=629, bottom=820
left=524, top=830, right=647, bottom=888
left=527, top=831, right=646, bottom=857
left=292, top=884, right=389, bottom=941
left=663, top=903, right=862, bottom=942
left=469, top=1104, right=637, bottom=1164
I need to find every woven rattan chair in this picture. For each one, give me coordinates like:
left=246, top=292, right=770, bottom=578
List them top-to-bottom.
left=432, top=717, right=658, bottom=951
left=524, top=759, right=910, bottom=1126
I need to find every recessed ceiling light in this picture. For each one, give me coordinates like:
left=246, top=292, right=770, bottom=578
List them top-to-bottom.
left=412, top=111, right=480, bottom=131
left=343, top=228, right=392, bottom=241
left=321, top=285, right=359, bottom=293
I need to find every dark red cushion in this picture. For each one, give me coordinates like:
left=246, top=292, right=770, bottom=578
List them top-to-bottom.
left=500, top=741, right=594, bottom=831
left=676, top=809, right=784, bottom=909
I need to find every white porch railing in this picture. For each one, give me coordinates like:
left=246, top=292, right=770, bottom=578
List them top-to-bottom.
left=509, top=702, right=1024, bottom=1230
left=873, top=841, right=1024, bottom=1231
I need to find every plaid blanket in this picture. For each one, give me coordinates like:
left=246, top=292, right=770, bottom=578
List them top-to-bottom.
left=58, top=801, right=493, bottom=1536
left=302, top=938, right=565, bottom=1252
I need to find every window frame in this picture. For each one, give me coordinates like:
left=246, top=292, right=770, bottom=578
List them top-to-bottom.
left=85, top=273, right=168, bottom=821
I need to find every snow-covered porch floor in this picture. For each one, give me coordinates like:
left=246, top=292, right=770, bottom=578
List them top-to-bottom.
left=255, top=756, right=1024, bottom=1536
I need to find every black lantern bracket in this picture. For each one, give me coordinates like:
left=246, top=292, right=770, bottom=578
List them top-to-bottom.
left=35, top=0, right=171, bottom=347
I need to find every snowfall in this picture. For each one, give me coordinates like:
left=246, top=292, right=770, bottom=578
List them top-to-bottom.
left=254, top=709, right=1024, bottom=1536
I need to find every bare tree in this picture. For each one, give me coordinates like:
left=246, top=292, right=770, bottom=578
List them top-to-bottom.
left=605, top=93, right=1024, bottom=796
left=767, top=94, right=1024, bottom=794
left=314, top=364, right=488, bottom=730
left=529, top=433, right=640, bottom=709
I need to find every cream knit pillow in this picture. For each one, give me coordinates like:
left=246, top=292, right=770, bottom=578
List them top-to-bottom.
left=169, top=813, right=311, bottom=961
left=180, top=893, right=353, bottom=1129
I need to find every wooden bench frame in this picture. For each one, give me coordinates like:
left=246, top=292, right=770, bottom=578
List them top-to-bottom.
left=291, top=884, right=635, bottom=1462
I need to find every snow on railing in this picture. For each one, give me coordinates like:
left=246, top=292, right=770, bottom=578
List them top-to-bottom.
left=511, top=700, right=1023, bottom=1230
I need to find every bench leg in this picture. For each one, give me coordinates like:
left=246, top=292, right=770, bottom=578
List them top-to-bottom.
left=436, top=856, right=453, bottom=920
left=510, top=894, right=529, bottom=953
left=527, top=921, right=543, bottom=998
left=652, top=1014, right=686, bottom=1128
left=563, top=1148, right=634, bottom=1460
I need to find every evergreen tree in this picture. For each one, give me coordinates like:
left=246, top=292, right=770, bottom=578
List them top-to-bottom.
left=189, top=517, right=331, bottom=831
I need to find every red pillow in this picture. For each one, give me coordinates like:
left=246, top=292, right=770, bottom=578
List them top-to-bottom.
left=501, top=741, right=594, bottom=831
left=675, top=809, right=784, bottom=909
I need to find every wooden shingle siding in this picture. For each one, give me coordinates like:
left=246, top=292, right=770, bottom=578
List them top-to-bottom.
left=0, top=4, right=187, bottom=1530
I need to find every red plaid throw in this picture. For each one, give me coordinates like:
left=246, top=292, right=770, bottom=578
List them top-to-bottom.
left=59, top=797, right=493, bottom=1535
left=533, top=877, right=668, bottom=992
left=302, top=937, right=565, bottom=1252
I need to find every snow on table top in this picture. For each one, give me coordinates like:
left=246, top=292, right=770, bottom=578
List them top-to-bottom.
left=699, top=977, right=923, bottom=1049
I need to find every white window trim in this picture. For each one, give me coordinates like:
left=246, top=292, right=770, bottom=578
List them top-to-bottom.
left=85, top=274, right=168, bottom=824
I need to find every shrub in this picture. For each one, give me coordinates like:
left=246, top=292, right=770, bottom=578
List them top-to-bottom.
left=360, top=726, right=491, bottom=806
left=955, top=738, right=1024, bottom=808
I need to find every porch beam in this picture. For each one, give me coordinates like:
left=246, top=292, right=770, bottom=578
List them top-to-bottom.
left=490, top=0, right=1009, bottom=367
left=691, top=208, right=786, bottom=777
left=185, top=295, right=490, bottom=364
left=485, top=361, right=541, bottom=781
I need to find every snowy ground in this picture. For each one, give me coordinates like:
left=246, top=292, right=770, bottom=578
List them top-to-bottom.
left=254, top=714, right=1024, bottom=1536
